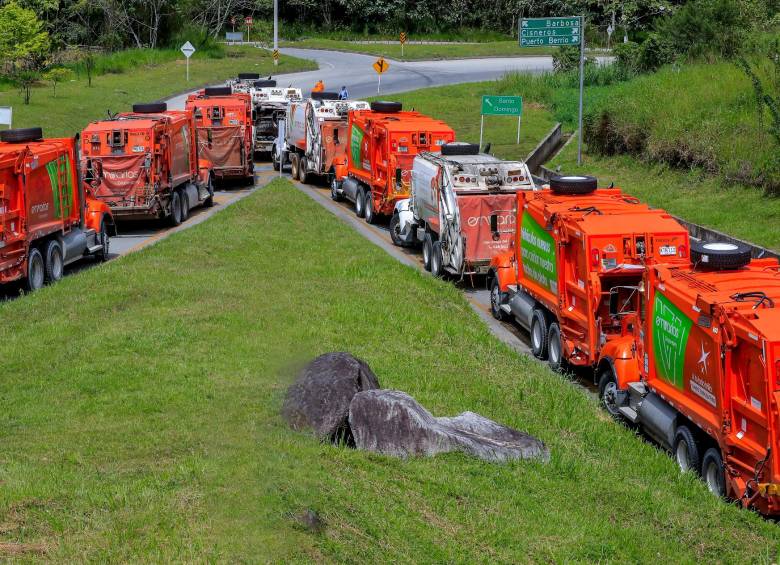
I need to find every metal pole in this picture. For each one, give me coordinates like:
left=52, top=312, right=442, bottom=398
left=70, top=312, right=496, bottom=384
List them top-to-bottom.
left=273, top=0, right=279, bottom=66
left=577, top=15, right=585, bottom=166
left=186, top=57, right=189, bottom=81
left=377, top=73, right=381, bottom=94
left=479, top=114, right=484, bottom=150
left=517, top=114, right=521, bottom=145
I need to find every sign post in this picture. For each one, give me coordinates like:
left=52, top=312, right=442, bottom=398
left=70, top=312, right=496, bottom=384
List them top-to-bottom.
left=273, top=0, right=278, bottom=66
left=245, top=15, right=253, bottom=40
left=519, top=16, right=585, bottom=165
left=400, top=32, right=407, bottom=58
left=180, top=41, right=196, bottom=81
left=373, top=57, right=389, bottom=94
left=479, top=95, right=523, bottom=150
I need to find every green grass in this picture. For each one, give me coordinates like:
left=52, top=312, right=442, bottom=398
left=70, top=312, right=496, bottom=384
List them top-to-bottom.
left=281, top=38, right=557, bottom=60
left=0, top=46, right=316, bottom=138
left=370, top=81, right=558, bottom=160
left=2, top=179, right=780, bottom=561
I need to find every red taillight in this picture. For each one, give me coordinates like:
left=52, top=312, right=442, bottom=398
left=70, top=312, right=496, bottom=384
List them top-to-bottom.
left=678, top=244, right=688, bottom=258
left=591, top=248, right=600, bottom=269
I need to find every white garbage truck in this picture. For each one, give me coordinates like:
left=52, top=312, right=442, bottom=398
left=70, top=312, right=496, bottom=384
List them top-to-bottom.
left=277, top=91, right=369, bottom=182
left=391, top=142, right=537, bottom=277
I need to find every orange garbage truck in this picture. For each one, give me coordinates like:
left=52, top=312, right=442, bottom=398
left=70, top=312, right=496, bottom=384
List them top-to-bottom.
left=186, top=86, right=254, bottom=183
left=283, top=91, right=369, bottom=184
left=335, top=101, right=455, bottom=224
left=81, top=102, right=214, bottom=226
left=0, top=127, right=114, bottom=291
left=489, top=175, right=690, bottom=372
left=598, top=242, right=780, bottom=514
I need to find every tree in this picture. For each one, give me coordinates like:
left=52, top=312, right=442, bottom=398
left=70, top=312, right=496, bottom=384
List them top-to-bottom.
left=0, top=1, right=50, bottom=70
left=43, top=67, right=72, bottom=97
left=14, top=69, right=40, bottom=104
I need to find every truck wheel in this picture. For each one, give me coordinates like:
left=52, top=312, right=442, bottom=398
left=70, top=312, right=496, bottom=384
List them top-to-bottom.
left=272, top=147, right=280, bottom=171
left=290, top=154, right=299, bottom=180
left=299, top=157, right=310, bottom=184
left=204, top=176, right=215, bottom=208
left=331, top=177, right=343, bottom=202
left=355, top=188, right=366, bottom=218
left=169, top=191, right=182, bottom=226
left=180, top=191, right=190, bottom=222
left=364, top=194, right=376, bottom=224
left=389, top=214, right=403, bottom=246
left=97, top=218, right=110, bottom=261
left=422, top=234, right=433, bottom=271
left=44, top=240, right=64, bottom=283
left=431, top=241, right=443, bottom=277
left=26, top=247, right=45, bottom=291
left=490, top=276, right=508, bottom=321
left=530, top=309, right=549, bottom=359
left=547, top=322, right=563, bottom=372
left=597, top=368, right=622, bottom=418
left=673, top=425, right=701, bottom=475
left=702, top=448, right=726, bottom=498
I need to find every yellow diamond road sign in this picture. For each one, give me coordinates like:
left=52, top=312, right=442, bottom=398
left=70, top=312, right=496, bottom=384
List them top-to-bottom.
left=373, top=57, right=389, bottom=74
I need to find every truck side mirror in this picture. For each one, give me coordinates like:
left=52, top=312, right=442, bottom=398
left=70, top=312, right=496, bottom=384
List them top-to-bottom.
left=490, top=214, right=498, bottom=234
left=609, top=291, right=619, bottom=317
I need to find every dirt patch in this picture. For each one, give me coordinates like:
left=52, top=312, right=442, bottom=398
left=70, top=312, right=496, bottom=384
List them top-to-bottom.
left=0, top=541, right=50, bottom=556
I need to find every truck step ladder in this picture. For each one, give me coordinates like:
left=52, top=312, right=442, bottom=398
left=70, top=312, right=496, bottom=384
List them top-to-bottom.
left=618, top=405, right=640, bottom=423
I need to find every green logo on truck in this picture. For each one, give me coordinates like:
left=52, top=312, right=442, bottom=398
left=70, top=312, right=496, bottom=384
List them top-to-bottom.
left=350, top=124, right=366, bottom=170
left=45, top=156, right=73, bottom=219
left=520, top=211, right=557, bottom=294
left=652, top=293, right=692, bottom=389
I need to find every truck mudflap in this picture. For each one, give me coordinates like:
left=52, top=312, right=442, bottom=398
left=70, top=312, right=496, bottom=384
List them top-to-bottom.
left=457, top=193, right=516, bottom=264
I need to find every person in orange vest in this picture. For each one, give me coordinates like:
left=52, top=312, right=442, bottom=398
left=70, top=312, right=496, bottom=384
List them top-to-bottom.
left=312, top=80, right=325, bottom=92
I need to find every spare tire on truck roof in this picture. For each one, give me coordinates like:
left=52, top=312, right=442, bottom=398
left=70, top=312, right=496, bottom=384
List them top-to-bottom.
left=238, top=72, right=261, bottom=80
left=254, top=79, right=277, bottom=88
left=204, top=86, right=232, bottom=97
left=311, top=91, right=340, bottom=101
left=370, top=101, right=402, bottom=113
left=132, top=102, right=167, bottom=113
left=0, top=127, right=43, bottom=143
left=441, top=142, right=480, bottom=156
left=549, top=175, right=598, bottom=195
left=691, top=240, right=752, bottom=270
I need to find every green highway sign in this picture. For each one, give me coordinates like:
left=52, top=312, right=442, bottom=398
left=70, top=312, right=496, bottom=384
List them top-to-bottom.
left=520, top=17, right=581, bottom=47
left=481, top=95, right=522, bottom=116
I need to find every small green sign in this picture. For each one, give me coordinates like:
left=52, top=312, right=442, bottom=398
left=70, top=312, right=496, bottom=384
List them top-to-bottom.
left=520, top=17, right=581, bottom=47
left=481, top=95, right=522, bottom=117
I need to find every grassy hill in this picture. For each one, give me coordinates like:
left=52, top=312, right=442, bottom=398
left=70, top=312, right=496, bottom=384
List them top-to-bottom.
left=1, top=180, right=779, bottom=561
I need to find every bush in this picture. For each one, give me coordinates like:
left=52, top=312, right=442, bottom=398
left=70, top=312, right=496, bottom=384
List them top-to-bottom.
left=637, top=33, right=676, bottom=71
left=613, top=41, right=641, bottom=75
left=552, top=46, right=580, bottom=73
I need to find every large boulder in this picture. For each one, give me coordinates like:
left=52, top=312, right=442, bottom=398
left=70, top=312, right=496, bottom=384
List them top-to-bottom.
left=282, top=352, right=380, bottom=442
left=349, top=390, right=549, bottom=463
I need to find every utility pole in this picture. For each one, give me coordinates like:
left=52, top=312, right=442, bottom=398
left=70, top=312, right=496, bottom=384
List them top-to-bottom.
left=273, top=0, right=279, bottom=66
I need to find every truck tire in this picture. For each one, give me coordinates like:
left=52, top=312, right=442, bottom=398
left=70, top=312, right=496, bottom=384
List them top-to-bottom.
left=238, top=72, right=261, bottom=80
left=254, top=80, right=277, bottom=88
left=204, top=86, right=232, bottom=97
left=311, top=91, right=340, bottom=101
left=370, top=101, right=402, bottom=113
left=132, top=102, right=167, bottom=113
left=0, top=127, right=43, bottom=143
left=441, top=142, right=480, bottom=156
left=272, top=146, right=281, bottom=171
left=290, top=154, right=299, bottom=180
left=299, top=157, right=310, bottom=184
left=204, top=175, right=215, bottom=207
left=550, top=175, right=598, bottom=195
left=331, top=177, right=343, bottom=202
left=355, top=187, right=366, bottom=218
left=180, top=190, right=190, bottom=222
left=169, top=191, right=182, bottom=226
left=364, top=193, right=376, bottom=224
left=389, top=214, right=403, bottom=246
left=97, top=218, right=110, bottom=261
left=422, top=233, right=433, bottom=271
left=44, top=240, right=64, bottom=283
left=431, top=241, right=444, bottom=277
left=691, top=241, right=751, bottom=270
left=26, top=247, right=45, bottom=291
left=490, top=276, right=508, bottom=321
left=530, top=308, right=549, bottom=359
left=547, top=322, right=563, bottom=372
left=597, top=368, right=622, bottom=419
left=673, top=425, right=701, bottom=475
left=702, top=448, right=726, bottom=498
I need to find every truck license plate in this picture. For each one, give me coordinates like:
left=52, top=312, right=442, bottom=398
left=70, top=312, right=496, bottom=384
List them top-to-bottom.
left=659, top=245, right=677, bottom=256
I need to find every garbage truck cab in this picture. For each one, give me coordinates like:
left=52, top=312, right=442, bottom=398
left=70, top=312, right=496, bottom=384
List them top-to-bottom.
left=391, top=142, right=536, bottom=277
